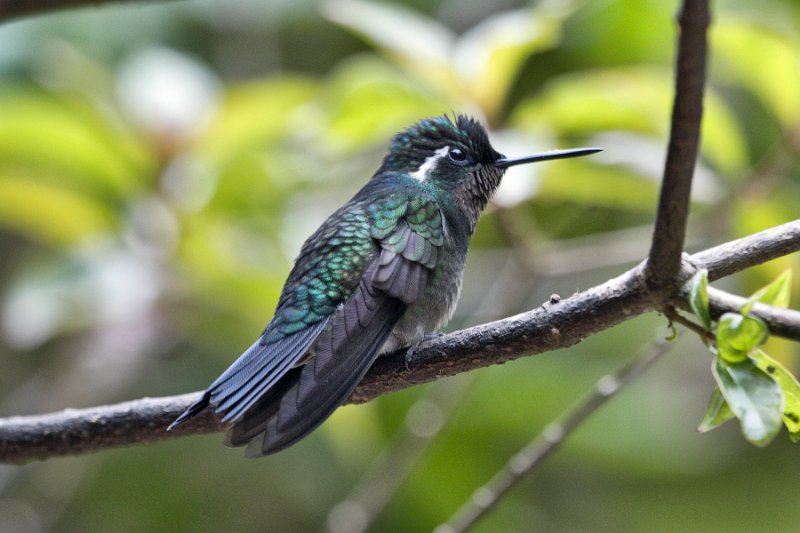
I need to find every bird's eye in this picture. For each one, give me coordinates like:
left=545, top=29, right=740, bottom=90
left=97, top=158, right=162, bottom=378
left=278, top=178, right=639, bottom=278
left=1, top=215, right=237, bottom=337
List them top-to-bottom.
left=448, top=147, right=468, bottom=164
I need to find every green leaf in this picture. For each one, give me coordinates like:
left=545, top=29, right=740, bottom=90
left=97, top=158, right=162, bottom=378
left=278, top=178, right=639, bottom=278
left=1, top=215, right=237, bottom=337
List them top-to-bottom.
left=321, top=0, right=454, bottom=91
left=323, top=1, right=569, bottom=121
left=452, top=7, right=564, bottom=119
left=714, top=20, right=800, bottom=129
left=318, top=57, right=446, bottom=153
left=510, top=67, right=748, bottom=176
left=198, top=76, right=318, bottom=167
left=0, top=86, right=151, bottom=200
left=0, top=175, right=116, bottom=246
left=689, top=269, right=711, bottom=330
left=756, top=269, right=792, bottom=308
left=742, top=270, right=792, bottom=315
left=716, top=312, right=768, bottom=363
left=751, top=350, right=800, bottom=442
left=712, top=357, right=784, bottom=447
left=698, top=387, right=735, bottom=432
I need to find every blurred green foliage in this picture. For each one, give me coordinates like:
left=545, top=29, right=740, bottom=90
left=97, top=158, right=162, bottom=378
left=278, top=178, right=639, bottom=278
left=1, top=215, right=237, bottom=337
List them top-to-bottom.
left=1, top=0, right=799, bottom=531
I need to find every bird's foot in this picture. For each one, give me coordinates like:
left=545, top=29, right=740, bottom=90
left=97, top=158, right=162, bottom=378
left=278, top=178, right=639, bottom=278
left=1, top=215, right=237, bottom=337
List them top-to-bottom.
left=404, top=332, right=446, bottom=369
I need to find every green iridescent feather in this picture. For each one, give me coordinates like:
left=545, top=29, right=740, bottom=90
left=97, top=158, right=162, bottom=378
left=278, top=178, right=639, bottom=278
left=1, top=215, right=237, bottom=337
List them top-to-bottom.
left=263, top=186, right=444, bottom=343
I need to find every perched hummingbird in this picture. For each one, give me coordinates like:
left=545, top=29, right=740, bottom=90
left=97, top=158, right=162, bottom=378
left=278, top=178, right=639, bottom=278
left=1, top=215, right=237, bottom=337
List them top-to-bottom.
left=169, top=114, right=600, bottom=456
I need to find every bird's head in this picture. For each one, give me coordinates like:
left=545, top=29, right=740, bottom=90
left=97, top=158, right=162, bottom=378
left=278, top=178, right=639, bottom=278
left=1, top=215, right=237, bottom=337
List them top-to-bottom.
left=379, top=114, right=600, bottom=223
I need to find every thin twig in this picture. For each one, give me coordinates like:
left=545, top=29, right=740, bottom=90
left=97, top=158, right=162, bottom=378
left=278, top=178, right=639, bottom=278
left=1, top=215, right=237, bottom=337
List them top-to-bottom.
left=646, top=0, right=710, bottom=291
left=682, top=286, right=800, bottom=340
left=664, top=307, right=712, bottom=342
left=436, top=341, right=673, bottom=533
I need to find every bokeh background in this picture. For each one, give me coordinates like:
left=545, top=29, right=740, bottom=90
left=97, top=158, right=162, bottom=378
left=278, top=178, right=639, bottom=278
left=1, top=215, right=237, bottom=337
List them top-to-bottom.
left=1, top=0, right=799, bottom=531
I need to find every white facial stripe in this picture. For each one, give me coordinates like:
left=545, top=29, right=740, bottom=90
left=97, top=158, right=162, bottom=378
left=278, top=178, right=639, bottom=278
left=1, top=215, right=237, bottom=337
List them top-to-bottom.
left=410, top=145, right=450, bottom=182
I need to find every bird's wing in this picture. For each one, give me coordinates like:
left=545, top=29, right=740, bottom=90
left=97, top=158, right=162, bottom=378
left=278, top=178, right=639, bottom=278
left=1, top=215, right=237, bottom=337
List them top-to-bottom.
left=170, top=188, right=446, bottom=455
left=236, top=191, right=447, bottom=455
left=169, top=203, right=377, bottom=431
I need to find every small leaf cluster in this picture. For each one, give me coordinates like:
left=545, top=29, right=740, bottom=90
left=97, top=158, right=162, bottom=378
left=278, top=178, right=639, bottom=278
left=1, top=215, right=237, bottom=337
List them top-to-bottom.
left=690, top=270, right=799, bottom=446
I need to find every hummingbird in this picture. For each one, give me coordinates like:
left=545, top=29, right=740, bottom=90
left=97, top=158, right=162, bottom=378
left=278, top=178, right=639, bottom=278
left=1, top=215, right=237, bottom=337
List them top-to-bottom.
left=169, top=114, right=600, bottom=456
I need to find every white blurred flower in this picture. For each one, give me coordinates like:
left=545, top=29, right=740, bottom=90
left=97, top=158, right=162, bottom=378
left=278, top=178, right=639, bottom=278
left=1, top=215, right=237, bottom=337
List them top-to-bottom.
left=116, top=47, right=221, bottom=141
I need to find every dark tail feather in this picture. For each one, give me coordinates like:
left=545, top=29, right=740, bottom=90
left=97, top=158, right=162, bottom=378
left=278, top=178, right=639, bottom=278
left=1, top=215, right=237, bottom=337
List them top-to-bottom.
left=249, top=298, right=406, bottom=456
left=166, top=320, right=327, bottom=432
left=211, top=320, right=328, bottom=423
left=223, top=367, right=301, bottom=447
left=167, top=392, right=211, bottom=431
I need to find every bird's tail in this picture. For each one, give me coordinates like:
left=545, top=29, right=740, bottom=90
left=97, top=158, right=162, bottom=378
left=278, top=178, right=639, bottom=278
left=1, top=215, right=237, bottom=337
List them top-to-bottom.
left=240, top=287, right=406, bottom=456
left=167, top=392, right=210, bottom=431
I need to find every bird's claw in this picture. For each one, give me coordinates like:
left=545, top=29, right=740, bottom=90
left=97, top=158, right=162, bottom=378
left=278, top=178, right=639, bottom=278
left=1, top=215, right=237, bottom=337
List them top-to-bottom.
left=404, top=332, right=446, bottom=369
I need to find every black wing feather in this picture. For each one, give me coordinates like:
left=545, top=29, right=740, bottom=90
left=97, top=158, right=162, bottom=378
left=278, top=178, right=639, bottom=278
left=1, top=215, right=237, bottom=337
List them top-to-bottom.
left=248, top=260, right=407, bottom=455
left=224, top=366, right=302, bottom=446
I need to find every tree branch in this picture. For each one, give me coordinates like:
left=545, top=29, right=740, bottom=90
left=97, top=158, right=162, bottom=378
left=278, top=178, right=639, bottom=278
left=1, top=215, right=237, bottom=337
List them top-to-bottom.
left=0, top=0, right=181, bottom=23
left=645, top=0, right=710, bottom=291
left=1, top=220, right=798, bottom=464
left=691, top=220, right=800, bottom=282
left=678, top=286, right=800, bottom=340
left=0, top=394, right=223, bottom=463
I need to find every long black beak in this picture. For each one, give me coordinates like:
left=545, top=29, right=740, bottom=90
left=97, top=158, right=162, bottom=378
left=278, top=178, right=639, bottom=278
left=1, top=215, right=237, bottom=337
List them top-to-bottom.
left=495, top=147, right=602, bottom=168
